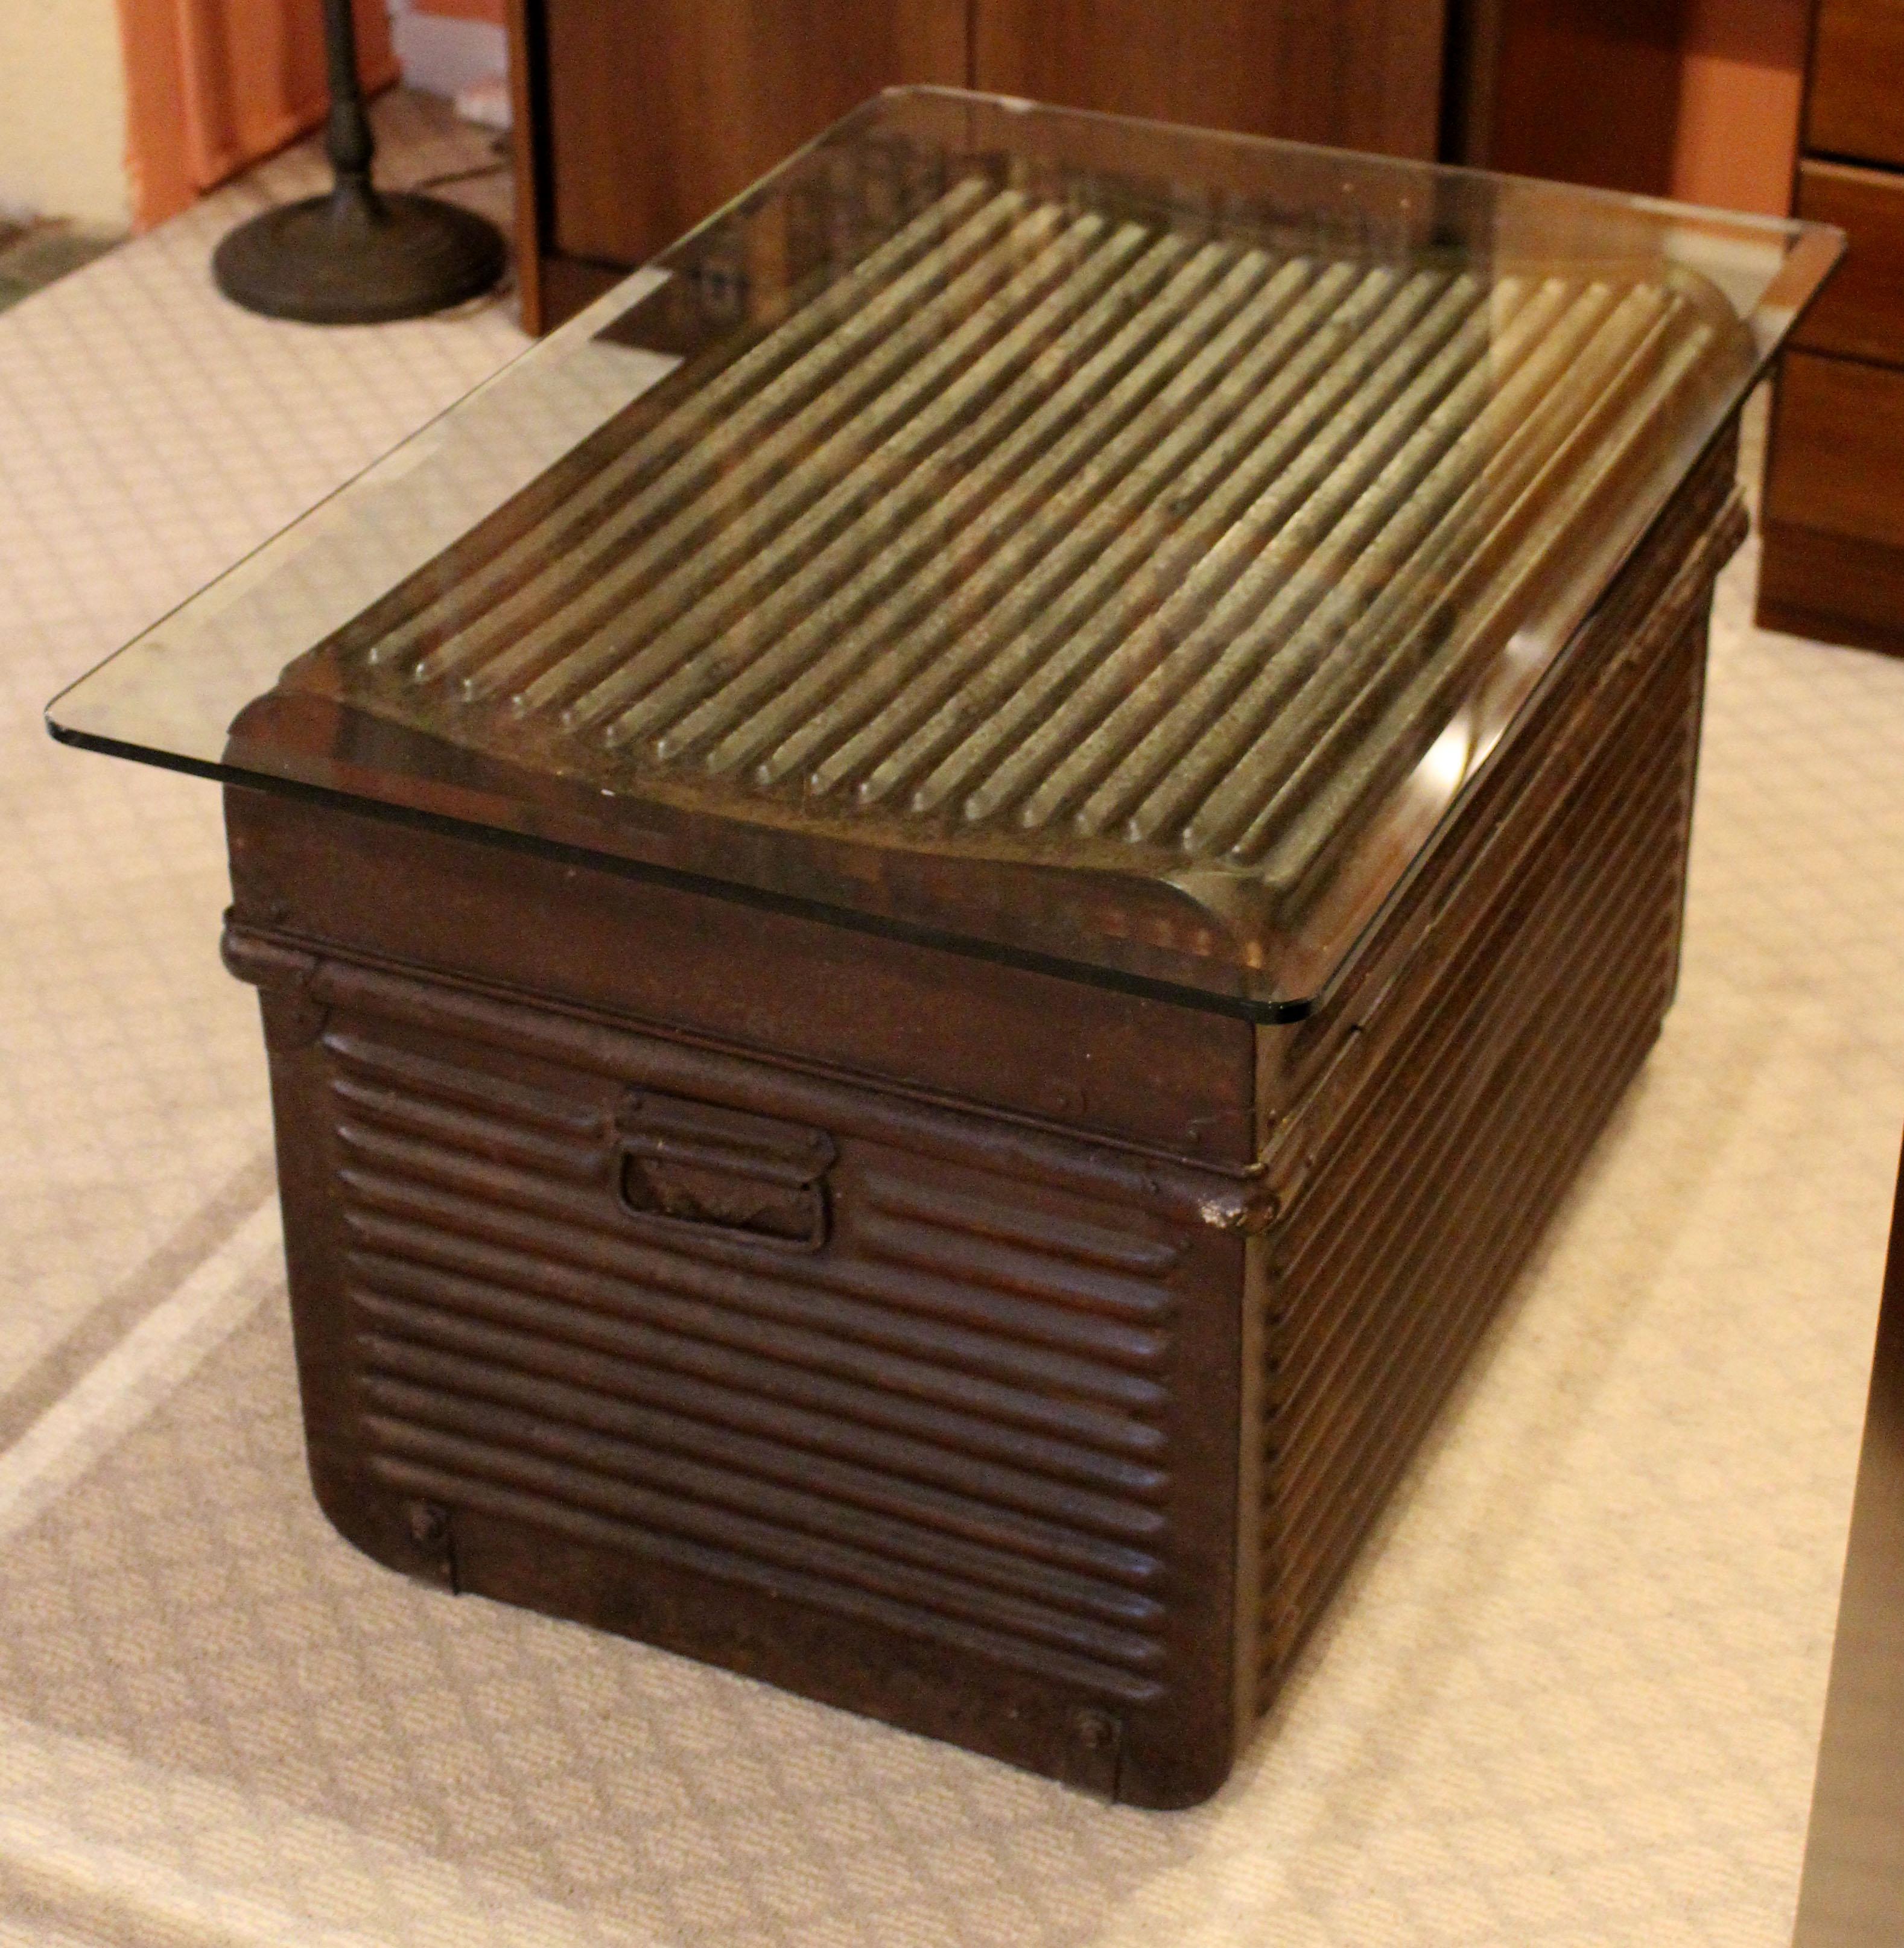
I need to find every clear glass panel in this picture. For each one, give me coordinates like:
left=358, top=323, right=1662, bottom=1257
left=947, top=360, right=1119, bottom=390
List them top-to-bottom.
left=47, top=89, right=1841, bottom=1017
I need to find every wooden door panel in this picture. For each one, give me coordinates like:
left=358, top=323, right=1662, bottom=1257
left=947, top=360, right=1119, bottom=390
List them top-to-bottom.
left=545, top=0, right=968, bottom=268
left=971, top=0, right=1447, bottom=161
left=1482, top=0, right=1684, bottom=196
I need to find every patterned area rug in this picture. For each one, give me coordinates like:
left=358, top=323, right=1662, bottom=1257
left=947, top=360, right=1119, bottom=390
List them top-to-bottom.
left=4, top=99, right=1904, bottom=1945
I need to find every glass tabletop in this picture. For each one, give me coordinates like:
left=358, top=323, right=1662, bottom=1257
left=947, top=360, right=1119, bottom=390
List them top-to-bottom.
left=46, top=89, right=1841, bottom=1018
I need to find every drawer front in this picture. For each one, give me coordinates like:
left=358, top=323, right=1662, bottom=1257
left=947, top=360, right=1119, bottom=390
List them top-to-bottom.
left=1810, top=0, right=1904, bottom=168
left=1795, top=159, right=1904, bottom=366
left=1766, top=350, right=1904, bottom=549
left=1759, top=517, right=1904, bottom=655
left=244, top=947, right=1248, bottom=1806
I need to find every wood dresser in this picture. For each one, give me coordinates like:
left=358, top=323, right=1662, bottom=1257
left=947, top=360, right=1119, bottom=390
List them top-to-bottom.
left=1760, top=0, right=1904, bottom=655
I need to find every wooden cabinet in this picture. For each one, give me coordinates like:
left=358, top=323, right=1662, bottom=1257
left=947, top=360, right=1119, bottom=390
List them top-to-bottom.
left=507, top=0, right=1450, bottom=332
left=508, top=0, right=966, bottom=328
left=541, top=0, right=966, bottom=266
left=1455, top=0, right=1686, bottom=194
left=1759, top=0, right=1904, bottom=656
left=972, top=1, right=1446, bottom=160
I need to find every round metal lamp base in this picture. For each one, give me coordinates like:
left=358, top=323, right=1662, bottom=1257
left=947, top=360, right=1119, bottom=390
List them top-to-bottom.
left=213, top=186, right=506, bottom=326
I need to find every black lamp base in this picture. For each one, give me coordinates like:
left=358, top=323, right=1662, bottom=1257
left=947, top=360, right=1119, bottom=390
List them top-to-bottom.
left=213, top=182, right=506, bottom=326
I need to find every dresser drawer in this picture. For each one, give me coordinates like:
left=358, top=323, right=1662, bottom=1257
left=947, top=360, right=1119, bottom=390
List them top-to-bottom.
left=1810, top=0, right=1904, bottom=168
left=1795, top=160, right=1904, bottom=366
left=1766, top=350, right=1904, bottom=549
left=1759, top=518, right=1904, bottom=655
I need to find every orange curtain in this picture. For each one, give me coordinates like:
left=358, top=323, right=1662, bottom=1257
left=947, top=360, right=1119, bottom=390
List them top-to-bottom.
left=119, top=0, right=399, bottom=229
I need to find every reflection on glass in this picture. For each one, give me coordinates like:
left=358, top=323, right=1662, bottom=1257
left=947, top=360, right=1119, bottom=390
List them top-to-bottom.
left=46, top=90, right=1840, bottom=1015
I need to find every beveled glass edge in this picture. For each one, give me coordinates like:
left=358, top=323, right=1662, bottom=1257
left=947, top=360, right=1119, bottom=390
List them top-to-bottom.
left=861, top=88, right=1845, bottom=363
left=878, top=89, right=1833, bottom=252
left=1747, top=219, right=1848, bottom=355
left=41, top=261, right=676, bottom=745
left=48, top=720, right=1312, bottom=1023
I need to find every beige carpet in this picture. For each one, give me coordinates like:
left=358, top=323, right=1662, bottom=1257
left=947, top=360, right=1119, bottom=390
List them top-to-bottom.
left=4, top=104, right=1904, bottom=1946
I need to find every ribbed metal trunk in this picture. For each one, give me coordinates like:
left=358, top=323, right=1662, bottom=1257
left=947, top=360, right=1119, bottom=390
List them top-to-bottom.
left=224, top=398, right=1745, bottom=1812
left=1245, top=432, right=1739, bottom=1718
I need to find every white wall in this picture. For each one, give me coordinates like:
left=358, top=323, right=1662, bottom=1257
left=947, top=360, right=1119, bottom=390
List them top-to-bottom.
left=0, top=0, right=130, bottom=227
left=386, top=0, right=506, bottom=101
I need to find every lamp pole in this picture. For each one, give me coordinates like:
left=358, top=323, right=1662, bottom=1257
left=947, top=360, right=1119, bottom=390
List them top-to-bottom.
left=214, top=0, right=506, bottom=325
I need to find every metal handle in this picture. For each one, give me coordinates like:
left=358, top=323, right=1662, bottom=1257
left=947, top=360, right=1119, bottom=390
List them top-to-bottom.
left=615, top=1091, right=834, bottom=1252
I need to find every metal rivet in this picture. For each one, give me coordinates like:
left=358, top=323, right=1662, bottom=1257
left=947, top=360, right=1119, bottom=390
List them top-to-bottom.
left=406, top=1499, right=449, bottom=1548
left=1071, top=1707, right=1119, bottom=1752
